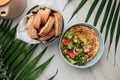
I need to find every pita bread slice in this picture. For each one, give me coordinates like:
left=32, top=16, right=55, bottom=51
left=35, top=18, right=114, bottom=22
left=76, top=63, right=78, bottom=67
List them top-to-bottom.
left=41, top=8, right=51, bottom=25
left=33, top=9, right=43, bottom=29
left=53, top=12, right=63, bottom=36
left=27, top=15, right=38, bottom=39
left=38, top=16, right=55, bottom=37
left=38, top=28, right=55, bottom=41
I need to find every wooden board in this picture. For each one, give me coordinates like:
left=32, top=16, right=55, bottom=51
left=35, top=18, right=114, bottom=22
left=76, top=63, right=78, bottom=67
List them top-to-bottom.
left=0, top=0, right=10, bottom=6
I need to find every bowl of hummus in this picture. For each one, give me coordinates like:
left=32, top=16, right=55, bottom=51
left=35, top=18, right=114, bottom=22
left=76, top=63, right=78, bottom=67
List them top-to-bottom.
left=59, top=23, right=104, bottom=68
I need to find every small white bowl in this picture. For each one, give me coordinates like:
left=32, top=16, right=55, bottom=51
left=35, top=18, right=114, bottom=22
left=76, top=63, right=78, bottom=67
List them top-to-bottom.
left=59, top=23, right=104, bottom=68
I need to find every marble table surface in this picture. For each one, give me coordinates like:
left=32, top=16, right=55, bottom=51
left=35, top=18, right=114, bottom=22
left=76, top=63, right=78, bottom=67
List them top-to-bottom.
left=12, top=0, right=120, bottom=80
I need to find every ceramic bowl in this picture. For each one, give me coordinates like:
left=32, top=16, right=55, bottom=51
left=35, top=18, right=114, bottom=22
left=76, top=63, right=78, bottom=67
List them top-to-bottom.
left=59, top=23, right=104, bottom=68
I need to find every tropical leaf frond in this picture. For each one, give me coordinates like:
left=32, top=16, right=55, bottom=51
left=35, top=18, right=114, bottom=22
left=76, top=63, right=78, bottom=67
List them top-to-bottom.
left=63, top=0, right=73, bottom=11
left=69, top=0, right=87, bottom=22
left=85, top=0, right=99, bottom=22
left=93, top=0, right=107, bottom=26
left=100, top=0, right=113, bottom=33
left=104, top=0, right=117, bottom=43
left=108, top=2, right=120, bottom=52
left=115, top=17, right=120, bottom=56
left=0, top=19, right=54, bottom=80
left=11, top=45, right=37, bottom=79
left=16, top=47, right=48, bottom=80
left=25, top=55, right=54, bottom=80
left=48, top=69, right=58, bottom=80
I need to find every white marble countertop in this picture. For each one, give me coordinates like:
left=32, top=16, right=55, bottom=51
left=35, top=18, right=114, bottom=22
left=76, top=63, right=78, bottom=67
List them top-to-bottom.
left=13, top=0, right=120, bottom=80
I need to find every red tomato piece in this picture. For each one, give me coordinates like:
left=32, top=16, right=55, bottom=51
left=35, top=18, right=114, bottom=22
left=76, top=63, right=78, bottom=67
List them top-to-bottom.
left=62, top=39, right=72, bottom=46
left=83, top=46, right=89, bottom=54
left=73, top=48, right=79, bottom=56
left=67, top=50, right=71, bottom=55
left=67, top=51, right=76, bottom=58
left=69, top=53, right=76, bottom=58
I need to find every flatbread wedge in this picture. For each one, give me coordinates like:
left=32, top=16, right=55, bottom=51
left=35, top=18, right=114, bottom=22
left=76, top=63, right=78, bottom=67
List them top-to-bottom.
left=41, top=8, right=51, bottom=25
left=33, top=9, right=43, bottom=29
left=53, top=12, right=63, bottom=36
left=27, top=15, right=38, bottom=39
left=38, top=16, right=55, bottom=37
left=38, top=28, right=55, bottom=41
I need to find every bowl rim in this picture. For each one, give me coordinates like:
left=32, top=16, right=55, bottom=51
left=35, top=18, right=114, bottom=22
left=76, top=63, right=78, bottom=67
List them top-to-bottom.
left=59, top=23, right=104, bottom=68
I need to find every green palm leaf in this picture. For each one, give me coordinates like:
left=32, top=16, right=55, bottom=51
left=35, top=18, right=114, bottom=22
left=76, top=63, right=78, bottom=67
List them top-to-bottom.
left=63, top=0, right=72, bottom=11
left=69, top=0, right=87, bottom=22
left=85, top=0, right=99, bottom=22
left=93, top=0, right=107, bottom=26
left=100, top=0, right=113, bottom=33
left=104, top=0, right=117, bottom=43
left=108, top=2, right=120, bottom=52
left=108, top=2, right=120, bottom=65
left=114, top=16, right=120, bottom=66
left=115, top=17, right=120, bottom=56
left=0, top=19, right=54, bottom=80
left=0, top=19, right=8, bottom=31
left=0, top=19, right=6, bottom=27
left=0, top=20, right=13, bottom=38
left=5, top=20, right=13, bottom=31
left=0, top=26, right=17, bottom=49
left=1, top=35, right=14, bottom=56
left=3, top=39, right=22, bottom=58
left=4, top=41, right=27, bottom=64
left=4, top=42, right=27, bottom=65
left=7, top=44, right=36, bottom=74
left=11, top=45, right=37, bottom=79
left=16, top=47, right=48, bottom=80
left=25, top=55, right=54, bottom=80
left=0, top=68, right=6, bottom=72
left=48, top=69, right=58, bottom=80
left=0, top=74, right=8, bottom=79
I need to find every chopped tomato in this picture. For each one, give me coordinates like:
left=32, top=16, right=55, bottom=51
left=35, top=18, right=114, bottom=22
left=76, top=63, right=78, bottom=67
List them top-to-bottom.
left=62, top=39, right=72, bottom=46
left=83, top=46, right=89, bottom=54
left=73, top=48, right=79, bottom=56
left=67, top=50, right=77, bottom=58
left=67, top=50, right=71, bottom=55
left=69, top=53, right=76, bottom=58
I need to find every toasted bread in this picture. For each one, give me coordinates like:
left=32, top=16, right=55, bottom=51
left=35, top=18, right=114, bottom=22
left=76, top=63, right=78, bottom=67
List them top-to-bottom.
left=41, top=8, right=51, bottom=25
left=33, top=9, right=43, bottom=29
left=53, top=12, right=63, bottom=36
left=27, top=15, right=38, bottom=39
left=38, top=16, right=55, bottom=37
left=38, top=28, right=55, bottom=41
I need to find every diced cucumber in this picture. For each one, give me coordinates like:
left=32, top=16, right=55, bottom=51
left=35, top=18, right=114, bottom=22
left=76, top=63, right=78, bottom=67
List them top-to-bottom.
left=64, top=31, right=73, bottom=39
left=67, top=35, right=72, bottom=39
left=73, top=36, right=78, bottom=43
left=67, top=43, right=74, bottom=49
left=78, top=48, right=83, bottom=54
left=63, top=49, right=67, bottom=53
left=78, top=52, right=85, bottom=58
left=65, top=55, right=77, bottom=64
left=77, top=58, right=84, bottom=65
